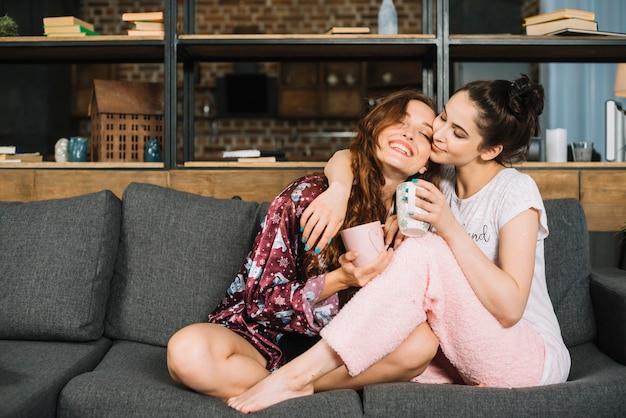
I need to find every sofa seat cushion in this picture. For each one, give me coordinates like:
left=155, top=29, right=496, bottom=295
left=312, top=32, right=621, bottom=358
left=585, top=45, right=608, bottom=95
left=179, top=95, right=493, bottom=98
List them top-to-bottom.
left=105, top=183, right=270, bottom=347
left=0, top=190, right=121, bottom=341
left=0, top=338, right=111, bottom=418
left=58, top=340, right=364, bottom=418
left=360, top=343, right=626, bottom=417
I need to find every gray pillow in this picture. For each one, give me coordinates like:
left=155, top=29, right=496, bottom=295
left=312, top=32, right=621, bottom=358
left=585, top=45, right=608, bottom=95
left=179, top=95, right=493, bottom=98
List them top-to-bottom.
left=105, top=183, right=269, bottom=347
left=0, top=190, right=121, bottom=341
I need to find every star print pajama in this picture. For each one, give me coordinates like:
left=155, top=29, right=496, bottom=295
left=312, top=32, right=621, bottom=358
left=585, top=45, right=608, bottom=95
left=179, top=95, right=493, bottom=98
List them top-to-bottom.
left=208, top=174, right=340, bottom=371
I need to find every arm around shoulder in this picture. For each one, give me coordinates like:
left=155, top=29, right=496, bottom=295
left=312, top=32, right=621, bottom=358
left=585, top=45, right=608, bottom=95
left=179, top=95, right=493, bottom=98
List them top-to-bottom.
left=299, top=149, right=353, bottom=252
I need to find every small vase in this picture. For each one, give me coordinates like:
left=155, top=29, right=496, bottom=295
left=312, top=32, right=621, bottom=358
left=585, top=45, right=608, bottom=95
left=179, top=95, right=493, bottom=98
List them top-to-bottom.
left=68, top=136, right=88, bottom=162
left=144, top=138, right=163, bottom=162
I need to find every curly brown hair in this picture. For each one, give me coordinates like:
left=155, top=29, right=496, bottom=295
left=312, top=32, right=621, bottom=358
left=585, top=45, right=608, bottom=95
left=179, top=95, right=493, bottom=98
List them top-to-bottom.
left=321, top=89, right=439, bottom=278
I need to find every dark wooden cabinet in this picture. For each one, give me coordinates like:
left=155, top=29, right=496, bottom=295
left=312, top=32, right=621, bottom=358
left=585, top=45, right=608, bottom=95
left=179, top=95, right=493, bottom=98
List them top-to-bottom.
left=277, top=60, right=423, bottom=118
left=278, top=62, right=364, bottom=118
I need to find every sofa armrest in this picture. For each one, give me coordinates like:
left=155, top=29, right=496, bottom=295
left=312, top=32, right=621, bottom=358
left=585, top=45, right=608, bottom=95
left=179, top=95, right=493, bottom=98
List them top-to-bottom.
left=590, top=267, right=626, bottom=365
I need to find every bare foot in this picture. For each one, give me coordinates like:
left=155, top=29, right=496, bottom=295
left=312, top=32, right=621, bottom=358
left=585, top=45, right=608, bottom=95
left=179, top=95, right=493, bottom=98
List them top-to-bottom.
left=227, top=367, right=314, bottom=413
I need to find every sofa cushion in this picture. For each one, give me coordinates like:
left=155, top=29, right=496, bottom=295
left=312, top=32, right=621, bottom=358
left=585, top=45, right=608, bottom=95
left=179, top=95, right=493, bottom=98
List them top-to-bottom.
left=105, top=183, right=270, bottom=347
left=0, top=190, right=121, bottom=341
left=543, top=199, right=595, bottom=347
left=0, top=338, right=111, bottom=418
left=59, top=340, right=364, bottom=418
left=361, top=343, right=626, bottom=417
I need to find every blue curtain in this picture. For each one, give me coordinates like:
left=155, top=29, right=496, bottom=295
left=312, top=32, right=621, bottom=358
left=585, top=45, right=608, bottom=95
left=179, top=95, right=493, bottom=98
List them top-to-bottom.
left=540, top=0, right=626, bottom=160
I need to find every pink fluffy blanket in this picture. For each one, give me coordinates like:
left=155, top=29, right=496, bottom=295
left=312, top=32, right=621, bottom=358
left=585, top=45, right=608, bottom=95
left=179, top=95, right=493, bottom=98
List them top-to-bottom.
left=320, top=232, right=544, bottom=388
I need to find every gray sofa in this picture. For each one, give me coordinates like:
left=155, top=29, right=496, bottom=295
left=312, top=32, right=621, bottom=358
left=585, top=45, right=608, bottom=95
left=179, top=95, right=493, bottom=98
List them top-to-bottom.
left=1, top=182, right=625, bottom=417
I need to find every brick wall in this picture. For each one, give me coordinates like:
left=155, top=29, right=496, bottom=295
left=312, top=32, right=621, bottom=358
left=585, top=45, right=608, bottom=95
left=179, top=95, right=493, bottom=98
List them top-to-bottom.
left=79, top=0, right=537, bottom=162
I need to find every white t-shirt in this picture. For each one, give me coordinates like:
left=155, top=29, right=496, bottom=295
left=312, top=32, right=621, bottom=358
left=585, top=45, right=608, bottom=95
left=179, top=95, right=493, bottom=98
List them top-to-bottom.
left=437, top=165, right=571, bottom=384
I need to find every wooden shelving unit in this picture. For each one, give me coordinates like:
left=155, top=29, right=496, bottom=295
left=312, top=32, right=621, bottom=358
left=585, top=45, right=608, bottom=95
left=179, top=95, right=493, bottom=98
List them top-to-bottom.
left=0, top=0, right=625, bottom=232
left=2, top=1, right=626, bottom=167
left=0, top=36, right=165, bottom=63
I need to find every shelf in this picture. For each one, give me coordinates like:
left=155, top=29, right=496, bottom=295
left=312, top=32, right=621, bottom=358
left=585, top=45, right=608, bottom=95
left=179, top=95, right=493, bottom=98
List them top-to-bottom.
left=178, top=34, right=437, bottom=61
left=449, top=35, right=626, bottom=62
left=0, top=36, right=165, bottom=63
left=184, top=161, right=325, bottom=169
left=0, top=162, right=165, bottom=169
left=514, top=162, right=626, bottom=169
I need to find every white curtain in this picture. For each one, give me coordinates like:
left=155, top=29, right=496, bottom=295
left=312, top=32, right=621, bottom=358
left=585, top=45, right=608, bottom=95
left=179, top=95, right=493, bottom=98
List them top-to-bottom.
left=540, top=0, right=626, bottom=160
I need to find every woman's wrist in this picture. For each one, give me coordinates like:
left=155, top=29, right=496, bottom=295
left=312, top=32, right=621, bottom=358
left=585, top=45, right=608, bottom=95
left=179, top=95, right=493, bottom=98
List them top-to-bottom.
left=319, top=269, right=349, bottom=300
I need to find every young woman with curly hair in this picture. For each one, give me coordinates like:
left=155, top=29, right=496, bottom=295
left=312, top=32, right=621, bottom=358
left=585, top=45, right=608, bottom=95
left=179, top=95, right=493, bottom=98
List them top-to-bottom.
left=166, top=89, right=440, bottom=400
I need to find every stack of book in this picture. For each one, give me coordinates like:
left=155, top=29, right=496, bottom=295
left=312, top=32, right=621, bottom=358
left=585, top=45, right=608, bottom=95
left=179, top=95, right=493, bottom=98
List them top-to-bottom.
left=524, top=9, right=598, bottom=36
left=524, top=9, right=626, bottom=37
left=122, top=11, right=164, bottom=36
left=43, top=16, right=98, bottom=37
left=0, top=145, right=43, bottom=163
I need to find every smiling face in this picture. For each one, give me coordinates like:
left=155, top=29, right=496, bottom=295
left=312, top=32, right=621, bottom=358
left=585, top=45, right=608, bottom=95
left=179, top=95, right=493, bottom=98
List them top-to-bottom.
left=429, top=91, right=485, bottom=167
left=375, top=99, right=435, bottom=179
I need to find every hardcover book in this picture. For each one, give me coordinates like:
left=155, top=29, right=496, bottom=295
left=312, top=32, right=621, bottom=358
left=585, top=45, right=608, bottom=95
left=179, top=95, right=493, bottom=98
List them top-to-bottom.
left=523, top=8, right=595, bottom=26
left=121, top=11, right=164, bottom=22
left=43, top=16, right=95, bottom=32
left=525, top=18, right=597, bottom=36
left=133, top=21, right=165, bottom=31
left=44, top=24, right=98, bottom=36
left=326, top=26, right=371, bottom=35
left=545, top=28, right=626, bottom=37
left=127, top=29, right=165, bottom=37
left=0, top=153, right=42, bottom=162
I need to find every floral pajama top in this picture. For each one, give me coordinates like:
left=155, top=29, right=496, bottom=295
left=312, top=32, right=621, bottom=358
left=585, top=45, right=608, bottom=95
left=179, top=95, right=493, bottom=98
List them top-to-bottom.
left=207, top=174, right=340, bottom=371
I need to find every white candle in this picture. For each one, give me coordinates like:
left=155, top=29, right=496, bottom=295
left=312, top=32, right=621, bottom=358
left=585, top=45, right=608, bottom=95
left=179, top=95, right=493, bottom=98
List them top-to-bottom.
left=545, top=128, right=568, bottom=162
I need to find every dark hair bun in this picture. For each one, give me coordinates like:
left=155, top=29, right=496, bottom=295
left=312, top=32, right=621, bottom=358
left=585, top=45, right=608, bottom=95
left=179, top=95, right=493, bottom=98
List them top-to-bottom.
left=509, top=74, right=544, bottom=121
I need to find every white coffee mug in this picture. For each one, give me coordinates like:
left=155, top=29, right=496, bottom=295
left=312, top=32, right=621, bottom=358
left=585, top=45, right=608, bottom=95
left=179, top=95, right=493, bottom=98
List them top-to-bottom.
left=396, top=181, right=430, bottom=237
left=340, top=221, right=385, bottom=267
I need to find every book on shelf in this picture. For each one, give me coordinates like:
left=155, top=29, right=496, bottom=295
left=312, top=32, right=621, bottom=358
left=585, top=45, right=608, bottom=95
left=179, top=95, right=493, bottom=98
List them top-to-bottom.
left=523, top=8, right=595, bottom=26
left=121, top=11, right=164, bottom=22
left=43, top=16, right=95, bottom=32
left=525, top=17, right=597, bottom=36
left=133, top=21, right=165, bottom=31
left=44, top=24, right=99, bottom=36
left=326, top=26, right=371, bottom=35
left=546, top=28, right=626, bottom=37
left=127, top=29, right=165, bottom=36
left=45, top=32, right=94, bottom=37
left=0, top=145, right=17, bottom=154
left=222, top=149, right=286, bottom=159
left=223, top=149, right=260, bottom=158
left=0, top=152, right=42, bottom=162
left=237, top=156, right=277, bottom=163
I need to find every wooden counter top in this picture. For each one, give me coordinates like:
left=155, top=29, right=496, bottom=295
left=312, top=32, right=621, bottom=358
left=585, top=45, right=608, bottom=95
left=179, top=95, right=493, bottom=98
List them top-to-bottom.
left=1, top=163, right=624, bottom=232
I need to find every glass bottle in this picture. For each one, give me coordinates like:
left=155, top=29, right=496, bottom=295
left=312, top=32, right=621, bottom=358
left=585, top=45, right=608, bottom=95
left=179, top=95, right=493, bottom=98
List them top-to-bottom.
left=378, top=0, right=398, bottom=35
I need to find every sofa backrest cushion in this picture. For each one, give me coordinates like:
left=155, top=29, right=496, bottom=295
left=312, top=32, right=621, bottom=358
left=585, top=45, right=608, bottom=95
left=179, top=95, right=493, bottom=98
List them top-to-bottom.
left=105, top=183, right=269, bottom=347
left=0, top=190, right=121, bottom=341
left=543, top=198, right=595, bottom=347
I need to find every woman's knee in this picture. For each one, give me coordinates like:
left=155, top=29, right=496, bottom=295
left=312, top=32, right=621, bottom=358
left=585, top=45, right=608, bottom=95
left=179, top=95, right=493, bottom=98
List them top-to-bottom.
left=392, top=323, right=439, bottom=377
left=167, top=324, right=215, bottom=381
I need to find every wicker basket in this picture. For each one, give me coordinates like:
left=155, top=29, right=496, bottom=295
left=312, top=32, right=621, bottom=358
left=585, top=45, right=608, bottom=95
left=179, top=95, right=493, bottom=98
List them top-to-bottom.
left=89, top=79, right=164, bottom=162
